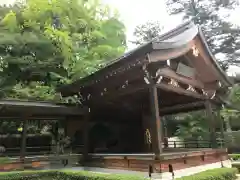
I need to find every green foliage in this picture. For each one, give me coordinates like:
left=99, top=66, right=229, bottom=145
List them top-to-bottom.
left=0, top=0, right=126, bottom=101
left=132, top=21, right=163, bottom=45
left=172, top=84, right=240, bottom=143
left=220, top=85, right=240, bottom=132
left=228, top=85, right=240, bottom=105
left=175, top=111, right=209, bottom=141
left=0, top=120, right=22, bottom=134
left=229, top=154, right=240, bottom=160
left=0, top=157, right=12, bottom=165
left=232, top=162, right=240, bottom=172
left=0, top=168, right=237, bottom=180
left=176, top=168, right=237, bottom=180
left=0, top=170, right=144, bottom=180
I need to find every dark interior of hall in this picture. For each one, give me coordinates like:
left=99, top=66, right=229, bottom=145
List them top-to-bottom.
left=85, top=87, right=206, bottom=154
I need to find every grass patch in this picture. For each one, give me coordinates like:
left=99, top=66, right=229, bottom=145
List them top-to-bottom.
left=0, top=168, right=237, bottom=180
left=177, top=168, right=237, bottom=180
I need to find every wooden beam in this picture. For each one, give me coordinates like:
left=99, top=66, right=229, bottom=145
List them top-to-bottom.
left=190, top=38, right=222, bottom=85
left=149, top=42, right=193, bottom=62
left=63, top=57, right=148, bottom=96
left=84, top=66, right=145, bottom=95
left=157, top=67, right=205, bottom=89
left=87, top=83, right=148, bottom=105
left=156, top=83, right=206, bottom=100
left=149, top=85, right=162, bottom=159
left=160, top=101, right=205, bottom=115
left=205, top=101, right=217, bottom=148
left=83, top=110, right=90, bottom=161
left=218, top=111, right=225, bottom=148
left=20, top=119, right=27, bottom=163
left=55, top=121, right=59, bottom=155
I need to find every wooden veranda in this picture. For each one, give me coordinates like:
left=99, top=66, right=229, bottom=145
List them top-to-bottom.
left=0, top=99, right=85, bottom=162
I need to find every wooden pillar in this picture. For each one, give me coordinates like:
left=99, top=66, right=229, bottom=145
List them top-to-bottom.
left=149, top=85, right=162, bottom=159
left=205, top=101, right=217, bottom=148
left=83, top=109, right=90, bottom=160
left=218, top=110, right=225, bottom=148
left=142, top=114, right=152, bottom=153
left=220, top=116, right=225, bottom=147
left=162, top=117, right=168, bottom=148
left=20, top=119, right=27, bottom=162
left=55, top=121, right=59, bottom=155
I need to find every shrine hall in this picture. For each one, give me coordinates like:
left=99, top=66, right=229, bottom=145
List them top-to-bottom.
left=58, top=21, right=232, bottom=173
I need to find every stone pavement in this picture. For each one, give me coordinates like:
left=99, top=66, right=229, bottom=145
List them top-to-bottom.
left=46, top=160, right=231, bottom=180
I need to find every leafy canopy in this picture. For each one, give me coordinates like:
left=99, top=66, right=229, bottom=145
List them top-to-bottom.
left=0, top=0, right=126, bottom=101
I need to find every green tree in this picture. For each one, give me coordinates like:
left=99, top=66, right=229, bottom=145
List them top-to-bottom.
left=0, top=0, right=126, bottom=101
left=0, top=0, right=126, bottom=134
left=132, top=21, right=163, bottom=45
left=220, top=84, right=240, bottom=132
left=174, top=111, right=209, bottom=142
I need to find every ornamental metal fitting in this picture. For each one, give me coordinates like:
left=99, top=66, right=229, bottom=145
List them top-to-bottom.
left=192, top=45, right=199, bottom=57
left=168, top=78, right=179, bottom=87
left=187, top=85, right=196, bottom=92
left=202, top=89, right=208, bottom=96
left=145, top=129, right=152, bottom=144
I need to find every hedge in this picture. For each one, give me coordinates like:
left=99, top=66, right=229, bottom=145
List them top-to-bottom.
left=0, top=157, right=12, bottom=164
left=0, top=168, right=237, bottom=180
left=0, top=170, right=145, bottom=180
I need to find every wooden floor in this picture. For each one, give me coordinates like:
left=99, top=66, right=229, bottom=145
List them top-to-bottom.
left=7, top=148, right=227, bottom=173
left=9, top=148, right=218, bottom=161
left=85, top=148, right=228, bottom=172
left=89, top=148, right=214, bottom=160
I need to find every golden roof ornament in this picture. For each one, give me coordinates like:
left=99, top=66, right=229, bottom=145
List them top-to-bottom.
left=192, top=45, right=199, bottom=57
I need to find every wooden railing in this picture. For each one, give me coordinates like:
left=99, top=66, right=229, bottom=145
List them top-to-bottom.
left=1, top=140, right=225, bottom=157
left=164, top=140, right=225, bottom=149
left=2, top=145, right=84, bottom=156
left=3, top=146, right=52, bottom=156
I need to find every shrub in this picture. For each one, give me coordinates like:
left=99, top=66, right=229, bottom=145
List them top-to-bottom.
left=229, top=154, right=240, bottom=161
left=0, top=157, right=12, bottom=164
left=232, top=162, right=240, bottom=172
left=0, top=168, right=237, bottom=180
left=177, top=168, right=237, bottom=180
left=0, top=170, right=145, bottom=180
left=0, top=171, right=56, bottom=180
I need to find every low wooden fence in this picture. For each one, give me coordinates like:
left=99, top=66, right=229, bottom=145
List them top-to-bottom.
left=1, top=140, right=226, bottom=157
left=166, top=140, right=225, bottom=148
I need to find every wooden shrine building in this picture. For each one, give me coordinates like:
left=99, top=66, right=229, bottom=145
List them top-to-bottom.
left=58, top=21, right=232, bottom=173
left=0, top=100, right=85, bottom=162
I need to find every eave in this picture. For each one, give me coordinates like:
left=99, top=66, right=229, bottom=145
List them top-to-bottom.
left=58, top=20, right=232, bottom=98
left=197, top=27, right=233, bottom=87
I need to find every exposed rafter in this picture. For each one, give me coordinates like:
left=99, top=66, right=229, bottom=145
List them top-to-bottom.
left=156, top=83, right=206, bottom=100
